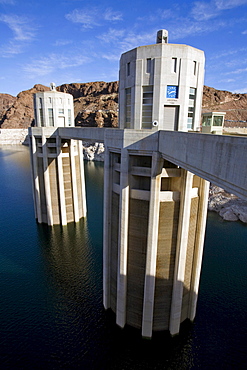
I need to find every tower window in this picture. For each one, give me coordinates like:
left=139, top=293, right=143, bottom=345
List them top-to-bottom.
left=146, top=58, right=152, bottom=74
left=172, top=58, right=177, bottom=73
left=193, top=61, right=197, bottom=75
left=127, top=62, right=130, bottom=76
left=142, top=86, right=153, bottom=129
left=187, top=87, right=196, bottom=129
left=125, top=88, right=131, bottom=128
left=48, top=108, right=54, bottom=126
left=39, top=109, right=44, bottom=126
left=68, top=109, right=72, bottom=126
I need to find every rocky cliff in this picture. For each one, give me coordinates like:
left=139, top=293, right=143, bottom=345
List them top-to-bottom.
left=0, top=81, right=118, bottom=129
left=58, top=81, right=118, bottom=128
left=1, top=82, right=247, bottom=129
left=0, top=84, right=49, bottom=128
left=202, top=86, right=247, bottom=126
left=0, top=93, right=17, bottom=123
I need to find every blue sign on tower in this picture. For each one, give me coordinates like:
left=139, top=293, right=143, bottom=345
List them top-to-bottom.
left=167, top=85, right=178, bottom=98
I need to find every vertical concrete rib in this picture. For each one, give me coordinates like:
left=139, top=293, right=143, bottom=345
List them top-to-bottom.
left=42, top=133, right=53, bottom=226
left=30, top=134, right=42, bottom=222
left=56, top=135, right=67, bottom=225
left=70, top=139, right=79, bottom=222
left=78, top=140, right=87, bottom=218
left=103, top=147, right=112, bottom=309
left=116, top=148, right=129, bottom=328
left=142, top=152, right=163, bottom=338
left=169, top=170, right=193, bottom=335
left=189, top=178, right=209, bottom=320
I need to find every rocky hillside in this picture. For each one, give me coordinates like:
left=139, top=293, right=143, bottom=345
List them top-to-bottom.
left=58, top=81, right=118, bottom=128
left=1, top=82, right=247, bottom=128
left=0, top=85, right=49, bottom=128
left=202, top=86, right=247, bottom=126
left=0, top=93, right=17, bottom=123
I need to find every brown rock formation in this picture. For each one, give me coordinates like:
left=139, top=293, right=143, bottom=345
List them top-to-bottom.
left=0, top=81, right=118, bottom=129
left=58, top=81, right=118, bottom=128
left=1, top=82, right=247, bottom=129
left=0, top=84, right=49, bottom=128
left=202, top=86, right=247, bottom=127
left=0, top=93, right=17, bottom=124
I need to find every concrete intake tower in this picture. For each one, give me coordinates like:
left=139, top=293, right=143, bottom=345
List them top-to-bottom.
left=103, top=30, right=209, bottom=337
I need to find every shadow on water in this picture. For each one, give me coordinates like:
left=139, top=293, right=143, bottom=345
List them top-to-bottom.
left=101, top=309, right=197, bottom=370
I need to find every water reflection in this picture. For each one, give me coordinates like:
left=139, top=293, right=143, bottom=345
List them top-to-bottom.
left=0, top=145, right=30, bottom=169
left=37, top=219, right=98, bottom=306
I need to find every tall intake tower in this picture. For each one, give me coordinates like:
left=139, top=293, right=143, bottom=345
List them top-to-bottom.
left=103, top=30, right=209, bottom=337
left=30, top=84, right=86, bottom=225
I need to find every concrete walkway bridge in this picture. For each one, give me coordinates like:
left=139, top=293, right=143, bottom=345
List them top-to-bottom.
left=30, top=126, right=247, bottom=198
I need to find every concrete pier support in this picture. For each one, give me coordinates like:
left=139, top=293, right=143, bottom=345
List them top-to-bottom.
left=29, top=128, right=87, bottom=225
left=103, top=136, right=209, bottom=337
left=103, top=147, right=112, bottom=309
left=116, top=148, right=130, bottom=328
left=142, top=152, right=163, bottom=338
left=169, top=170, right=194, bottom=335
left=188, top=178, right=210, bottom=321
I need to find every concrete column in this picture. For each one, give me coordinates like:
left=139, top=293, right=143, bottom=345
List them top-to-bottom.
left=42, top=133, right=53, bottom=226
left=30, top=134, right=42, bottom=222
left=56, top=135, right=67, bottom=225
left=70, top=139, right=79, bottom=222
left=78, top=140, right=87, bottom=218
left=103, top=147, right=112, bottom=309
left=116, top=148, right=129, bottom=328
left=142, top=152, right=163, bottom=338
left=169, top=169, right=193, bottom=335
left=189, top=178, right=210, bottom=320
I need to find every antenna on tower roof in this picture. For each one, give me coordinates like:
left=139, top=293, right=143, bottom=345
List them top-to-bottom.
left=156, top=30, right=168, bottom=44
left=50, top=82, right=56, bottom=91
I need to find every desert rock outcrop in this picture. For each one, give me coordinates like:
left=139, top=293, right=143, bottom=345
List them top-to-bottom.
left=58, top=81, right=118, bottom=128
left=1, top=82, right=247, bottom=129
left=0, top=85, right=49, bottom=128
left=202, top=86, right=247, bottom=126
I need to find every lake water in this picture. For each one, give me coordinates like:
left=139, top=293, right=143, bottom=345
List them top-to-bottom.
left=0, top=146, right=246, bottom=369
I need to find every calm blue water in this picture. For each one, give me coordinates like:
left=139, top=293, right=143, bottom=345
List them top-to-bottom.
left=0, top=146, right=246, bottom=369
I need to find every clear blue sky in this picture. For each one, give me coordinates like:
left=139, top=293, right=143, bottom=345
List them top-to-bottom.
left=0, top=0, right=247, bottom=96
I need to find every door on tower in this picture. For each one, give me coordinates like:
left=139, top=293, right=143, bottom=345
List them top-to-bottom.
left=164, top=105, right=179, bottom=131
left=58, top=116, right=65, bottom=127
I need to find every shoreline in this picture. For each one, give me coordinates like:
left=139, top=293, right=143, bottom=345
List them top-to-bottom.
left=208, top=185, right=247, bottom=223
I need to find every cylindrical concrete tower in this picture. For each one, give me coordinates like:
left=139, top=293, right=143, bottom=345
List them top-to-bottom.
left=119, top=30, right=205, bottom=131
left=103, top=31, right=209, bottom=337
left=33, top=83, right=74, bottom=128
left=30, top=85, right=86, bottom=225
left=29, top=130, right=86, bottom=225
